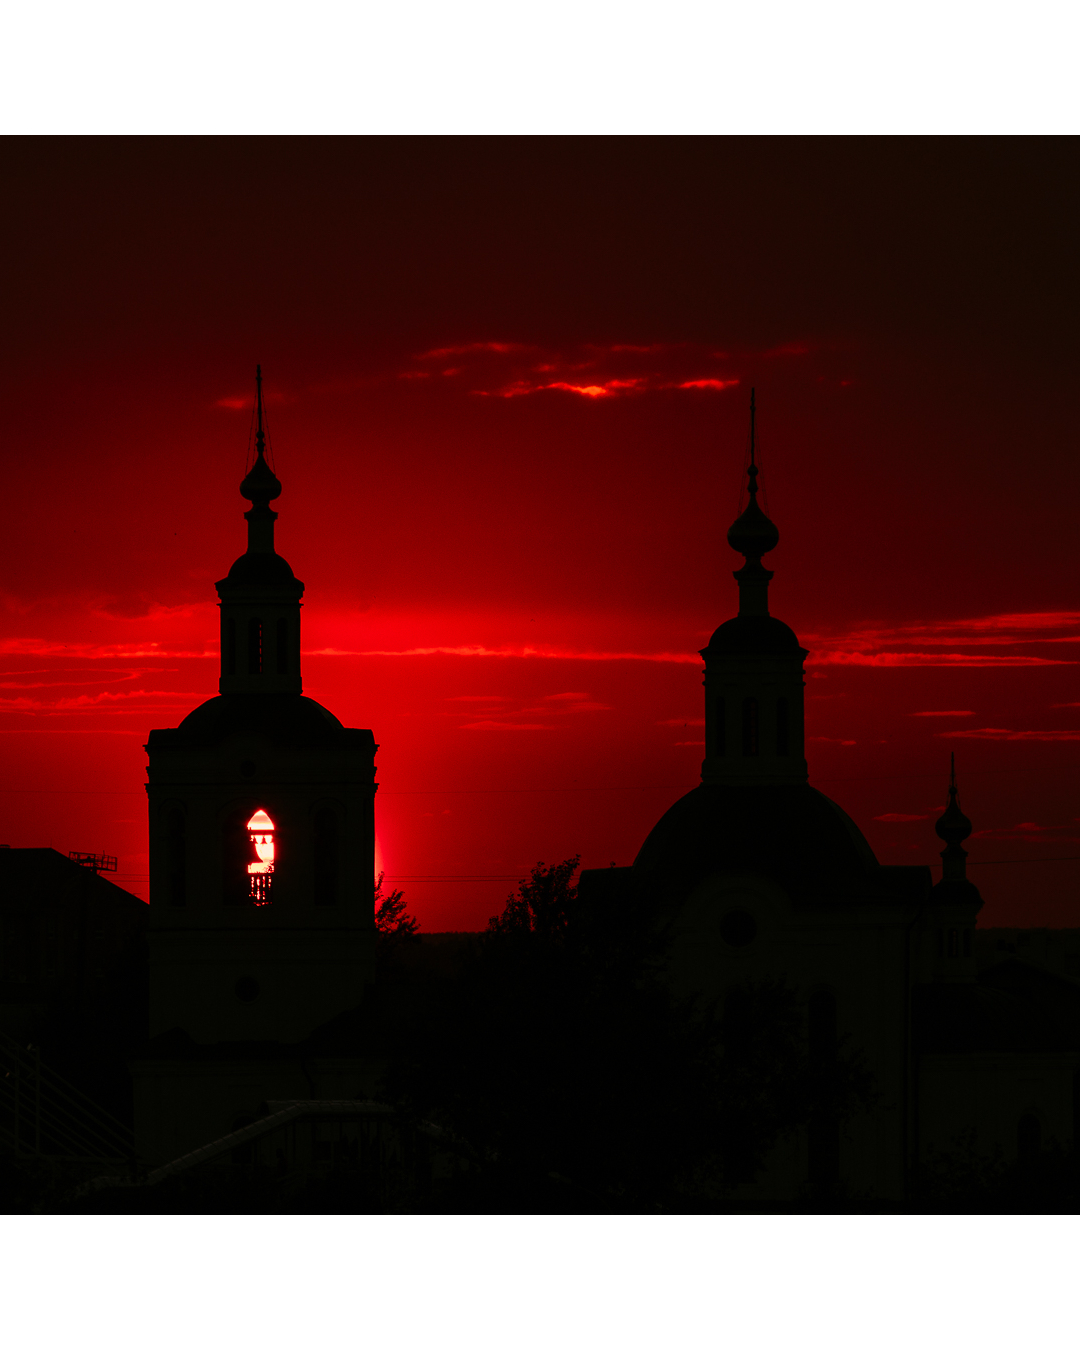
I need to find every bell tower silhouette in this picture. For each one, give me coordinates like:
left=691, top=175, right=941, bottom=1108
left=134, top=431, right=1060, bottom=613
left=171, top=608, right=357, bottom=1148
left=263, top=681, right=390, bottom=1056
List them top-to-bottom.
left=136, top=368, right=378, bottom=1164
left=700, top=390, right=809, bottom=787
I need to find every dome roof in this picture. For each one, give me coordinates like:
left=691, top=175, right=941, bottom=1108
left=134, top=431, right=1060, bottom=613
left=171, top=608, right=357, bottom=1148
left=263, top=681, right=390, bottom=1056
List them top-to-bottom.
left=219, top=550, right=299, bottom=587
left=704, top=614, right=804, bottom=656
left=154, top=694, right=360, bottom=750
left=633, top=783, right=880, bottom=905
left=931, top=875, right=983, bottom=908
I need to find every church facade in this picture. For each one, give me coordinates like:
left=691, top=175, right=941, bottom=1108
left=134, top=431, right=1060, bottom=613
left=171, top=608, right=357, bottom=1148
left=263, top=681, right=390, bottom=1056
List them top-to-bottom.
left=132, top=372, right=380, bottom=1165
left=579, top=394, right=1080, bottom=1205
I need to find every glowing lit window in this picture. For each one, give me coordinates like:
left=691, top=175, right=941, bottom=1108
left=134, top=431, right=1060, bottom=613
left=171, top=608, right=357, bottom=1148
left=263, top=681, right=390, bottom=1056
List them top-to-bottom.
left=247, top=808, right=275, bottom=906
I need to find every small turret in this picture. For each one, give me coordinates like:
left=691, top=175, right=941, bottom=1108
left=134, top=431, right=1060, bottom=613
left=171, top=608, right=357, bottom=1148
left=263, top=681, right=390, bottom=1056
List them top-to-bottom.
left=240, top=366, right=284, bottom=557
left=215, top=367, right=305, bottom=695
left=699, top=390, right=808, bottom=787
left=727, top=390, right=780, bottom=618
left=935, top=752, right=973, bottom=883
left=927, top=754, right=982, bottom=977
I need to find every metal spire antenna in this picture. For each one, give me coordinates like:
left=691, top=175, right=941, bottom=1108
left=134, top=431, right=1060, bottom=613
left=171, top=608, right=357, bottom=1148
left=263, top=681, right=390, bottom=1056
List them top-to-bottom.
left=255, top=364, right=265, bottom=456
left=746, top=386, right=760, bottom=504
left=749, top=386, right=756, bottom=469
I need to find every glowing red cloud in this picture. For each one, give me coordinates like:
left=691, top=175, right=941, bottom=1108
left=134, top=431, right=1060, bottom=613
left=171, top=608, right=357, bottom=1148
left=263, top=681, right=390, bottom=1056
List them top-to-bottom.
left=420, top=342, right=526, bottom=359
left=677, top=379, right=739, bottom=391
left=805, top=610, right=1080, bottom=667
left=0, top=638, right=215, bottom=659
left=309, top=644, right=700, bottom=664
left=809, top=652, right=1070, bottom=668
left=0, top=689, right=194, bottom=714
left=910, top=710, right=974, bottom=717
left=939, top=728, right=1080, bottom=741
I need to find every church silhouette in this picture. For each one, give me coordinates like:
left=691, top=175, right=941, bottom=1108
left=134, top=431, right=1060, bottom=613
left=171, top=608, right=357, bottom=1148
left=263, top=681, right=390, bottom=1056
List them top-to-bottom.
left=132, top=370, right=382, bottom=1167
left=8, top=372, right=1078, bottom=1209
left=134, top=377, right=1080, bottom=1203
left=579, top=391, right=1080, bottom=1203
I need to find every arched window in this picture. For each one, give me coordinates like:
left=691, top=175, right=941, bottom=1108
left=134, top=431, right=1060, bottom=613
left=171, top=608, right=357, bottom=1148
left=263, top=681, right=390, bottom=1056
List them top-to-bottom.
left=247, top=617, right=263, bottom=675
left=277, top=617, right=289, bottom=674
left=224, top=618, right=237, bottom=676
left=714, top=697, right=726, bottom=757
left=742, top=697, right=759, bottom=757
left=776, top=697, right=790, bottom=757
left=165, top=808, right=186, bottom=907
left=222, top=809, right=276, bottom=906
left=246, top=809, right=275, bottom=906
left=314, top=809, right=339, bottom=906
left=947, top=929, right=960, bottom=958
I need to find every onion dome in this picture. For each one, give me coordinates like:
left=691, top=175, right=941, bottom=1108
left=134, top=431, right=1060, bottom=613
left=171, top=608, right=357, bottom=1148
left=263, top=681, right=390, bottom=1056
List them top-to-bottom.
left=241, top=365, right=282, bottom=505
left=727, top=389, right=779, bottom=563
left=241, top=450, right=281, bottom=505
left=727, top=462, right=779, bottom=560
left=934, top=754, right=980, bottom=898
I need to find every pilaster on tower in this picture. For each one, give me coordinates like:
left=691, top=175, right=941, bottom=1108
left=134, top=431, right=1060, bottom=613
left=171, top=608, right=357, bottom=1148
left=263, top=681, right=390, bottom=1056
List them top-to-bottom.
left=215, top=366, right=305, bottom=695
left=700, top=389, right=809, bottom=787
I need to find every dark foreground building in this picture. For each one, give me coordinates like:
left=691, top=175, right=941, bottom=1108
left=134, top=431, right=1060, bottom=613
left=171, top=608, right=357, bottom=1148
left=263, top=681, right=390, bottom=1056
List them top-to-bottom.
left=579, top=398, right=1080, bottom=1206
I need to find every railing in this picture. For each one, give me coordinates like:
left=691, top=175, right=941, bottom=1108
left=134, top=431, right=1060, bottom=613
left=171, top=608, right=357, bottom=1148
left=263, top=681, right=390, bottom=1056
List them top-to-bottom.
left=0, top=1030, right=136, bottom=1162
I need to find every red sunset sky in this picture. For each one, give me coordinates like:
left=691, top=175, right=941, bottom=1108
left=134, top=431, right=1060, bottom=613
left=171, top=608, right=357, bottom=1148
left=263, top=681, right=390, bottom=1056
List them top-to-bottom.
left=1, top=136, right=1077, bottom=930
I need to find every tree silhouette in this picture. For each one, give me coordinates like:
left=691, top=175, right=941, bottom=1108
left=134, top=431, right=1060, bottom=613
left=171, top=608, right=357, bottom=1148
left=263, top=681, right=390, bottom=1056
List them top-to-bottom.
left=374, top=873, right=419, bottom=949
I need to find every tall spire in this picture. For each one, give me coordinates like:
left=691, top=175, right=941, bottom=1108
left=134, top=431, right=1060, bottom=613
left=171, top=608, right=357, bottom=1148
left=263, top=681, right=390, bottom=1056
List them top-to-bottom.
left=240, top=364, right=282, bottom=556
left=215, top=365, right=304, bottom=696
left=726, top=387, right=780, bottom=617
left=935, top=753, right=973, bottom=882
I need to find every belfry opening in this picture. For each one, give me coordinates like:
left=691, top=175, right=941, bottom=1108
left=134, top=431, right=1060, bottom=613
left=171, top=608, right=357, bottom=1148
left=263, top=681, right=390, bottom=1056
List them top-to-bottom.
left=246, top=809, right=275, bottom=905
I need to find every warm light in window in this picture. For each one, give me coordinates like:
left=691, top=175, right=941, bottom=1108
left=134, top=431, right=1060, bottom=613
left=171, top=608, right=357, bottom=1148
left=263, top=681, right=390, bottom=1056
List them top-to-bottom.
left=247, top=809, right=275, bottom=905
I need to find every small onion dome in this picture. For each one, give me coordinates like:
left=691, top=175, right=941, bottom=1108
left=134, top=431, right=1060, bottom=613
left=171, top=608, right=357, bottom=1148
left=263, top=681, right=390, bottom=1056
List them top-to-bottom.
left=241, top=450, right=282, bottom=504
left=727, top=466, right=779, bottom=560
left=935, top=791, right=972, bottom=847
